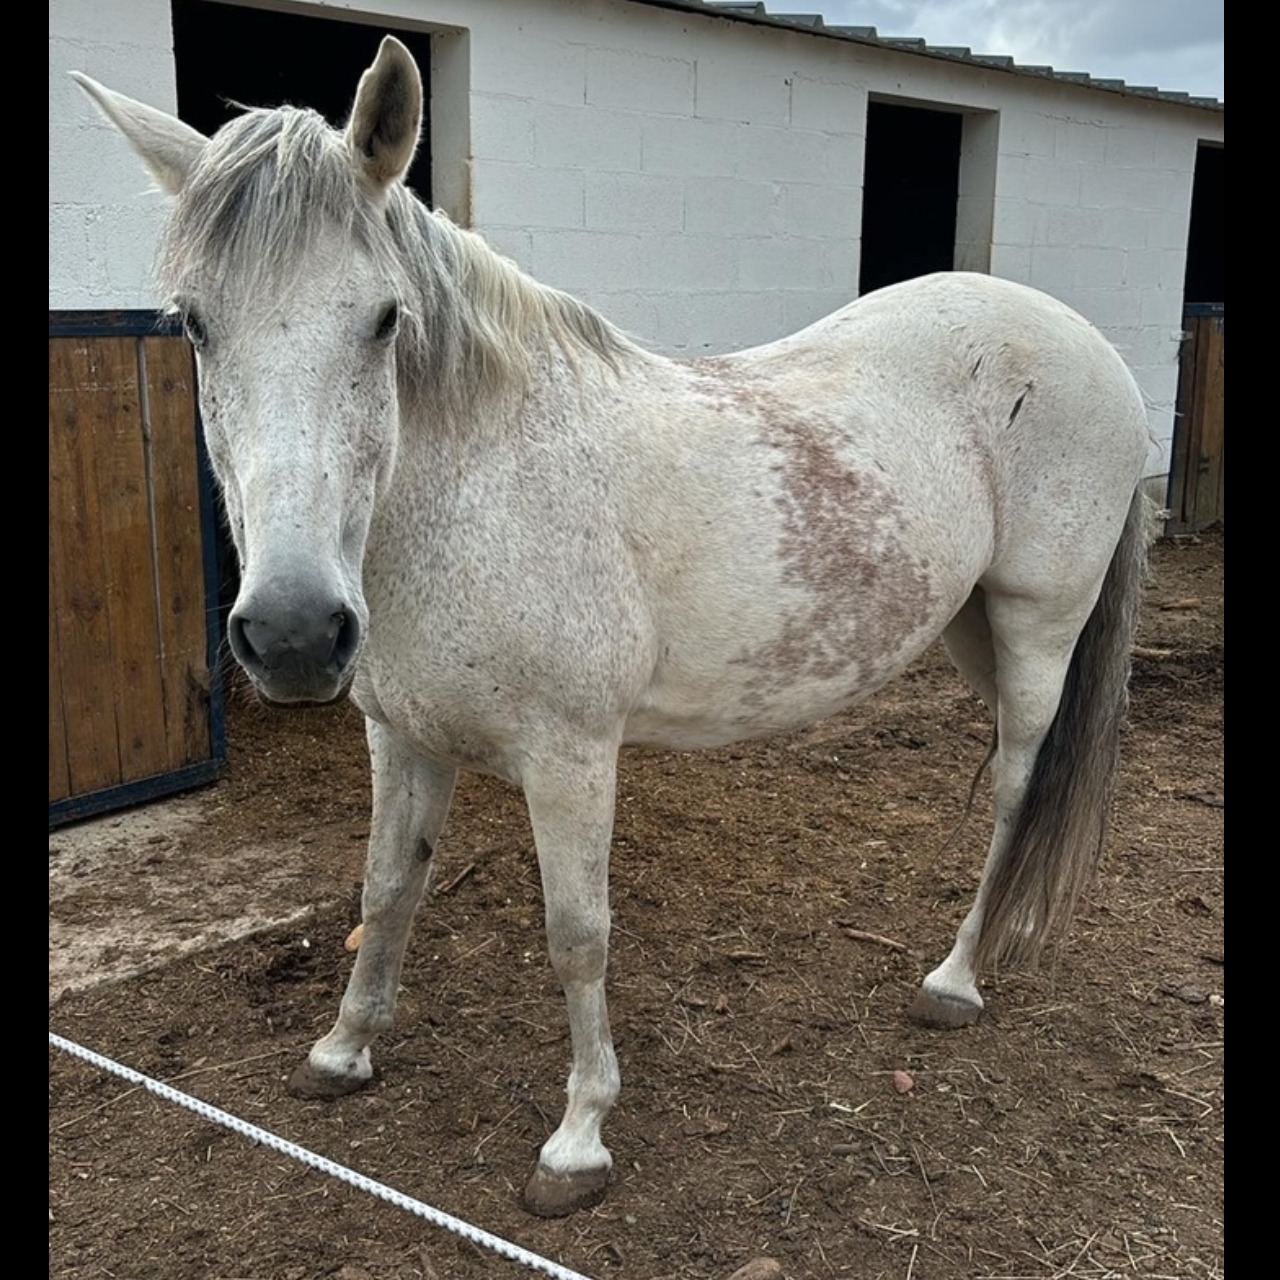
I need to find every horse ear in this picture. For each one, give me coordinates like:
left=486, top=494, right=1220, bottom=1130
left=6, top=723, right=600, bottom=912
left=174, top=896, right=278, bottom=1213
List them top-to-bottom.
left=346, top=36, right=423, bottom=191
left=70, top=73, right=207, bottom=196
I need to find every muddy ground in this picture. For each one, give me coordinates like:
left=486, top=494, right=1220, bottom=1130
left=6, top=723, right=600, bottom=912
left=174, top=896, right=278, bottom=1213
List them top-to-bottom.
left=49, top=530, right=1223, bottom=1280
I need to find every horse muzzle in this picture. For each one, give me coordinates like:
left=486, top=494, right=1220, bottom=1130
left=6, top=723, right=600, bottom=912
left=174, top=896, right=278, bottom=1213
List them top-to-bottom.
left=228, top=591, right=363, bottom=705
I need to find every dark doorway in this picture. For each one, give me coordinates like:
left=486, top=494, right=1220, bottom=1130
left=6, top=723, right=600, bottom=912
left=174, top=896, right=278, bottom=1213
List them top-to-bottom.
left=171, top=0, right=432, bottom=202
left=859, top=101, right=962, bottom=296
left=1183, top=144, right=1223, bottom=306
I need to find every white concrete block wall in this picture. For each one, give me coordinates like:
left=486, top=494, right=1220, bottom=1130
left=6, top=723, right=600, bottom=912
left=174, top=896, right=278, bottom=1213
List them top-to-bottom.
left=49, top=0, right=178, bottom=309
left=51, top=0, right=1222, bottom=481
left=466, top=5, right=866, bottom=354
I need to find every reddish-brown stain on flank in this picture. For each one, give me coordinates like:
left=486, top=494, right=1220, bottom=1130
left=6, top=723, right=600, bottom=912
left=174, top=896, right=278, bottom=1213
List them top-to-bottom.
left=687, top=358, right=938, bottom=703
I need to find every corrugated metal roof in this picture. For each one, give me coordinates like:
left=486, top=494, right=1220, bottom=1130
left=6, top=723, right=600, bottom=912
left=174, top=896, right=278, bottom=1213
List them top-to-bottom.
left=632, top=0, right=1224, bottom=112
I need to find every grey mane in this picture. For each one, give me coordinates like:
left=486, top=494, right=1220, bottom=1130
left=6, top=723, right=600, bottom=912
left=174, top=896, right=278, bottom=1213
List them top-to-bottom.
left=159, top=105, right=639, bottom=412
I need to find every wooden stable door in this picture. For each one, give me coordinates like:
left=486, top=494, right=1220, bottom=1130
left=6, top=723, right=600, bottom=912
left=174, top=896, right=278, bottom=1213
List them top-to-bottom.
left=49, top=316, right=224, bottom=824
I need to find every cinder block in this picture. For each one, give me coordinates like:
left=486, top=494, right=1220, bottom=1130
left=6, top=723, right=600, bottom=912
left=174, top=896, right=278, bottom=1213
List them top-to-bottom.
left=474, top=37, right=586, bottom=107
left=586, top=46, right=694, bottom=115
left=695, top=62, right=789, bottom=125
left=789, top=76, right=866, bottom=134
left=471, top=94, right=537, bottom=165
left=535, top=103, right=643, bottom=171
left=998, top=110, right=1055, bottom=158
left=641, top=116, right=743, bottom=178
left=1052, top=121, right=1107, bottom=165
left=739, top=124, right=830, bottom=185
left=1104, top=127, right=1158, bottom=168
left=1025, top=156, right=1082, bottom=206
left=471, top=160, right=583, bottom=229
left=586, top=171, right=685, bottom=232
left=685, top=176, right=780, bottom=236
left=780, top=182, right=860, bottom=239
left=993, top=198, right=1037, bottom=248
left=529, top=228, right=643, bottom=292
left=634, top=234, right=737, bottom=290
left=737, top=236, right=833, bottom=290
left=1072, top=247, right=1126, bottom=288
left=1121, top=249, right=1163, bottom=289
left=590, top=290, right=661, bottom=345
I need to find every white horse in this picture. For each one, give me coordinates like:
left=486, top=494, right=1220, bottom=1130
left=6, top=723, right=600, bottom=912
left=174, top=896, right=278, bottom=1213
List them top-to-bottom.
left=76, top=38, right=1152, bottom=1217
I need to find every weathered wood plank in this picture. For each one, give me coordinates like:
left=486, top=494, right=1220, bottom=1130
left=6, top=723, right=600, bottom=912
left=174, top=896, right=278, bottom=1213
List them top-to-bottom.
left=1169, top=313, right=1225, bottom=532
left=1193, top=317, right=1224, bottom=528
left=143, top=337, right=212, bottom=770
left=49, top=338, right=126, bottom=794
left=88, top=339, right=172, bottom=784
left=49, top=554, right=70, bottom=803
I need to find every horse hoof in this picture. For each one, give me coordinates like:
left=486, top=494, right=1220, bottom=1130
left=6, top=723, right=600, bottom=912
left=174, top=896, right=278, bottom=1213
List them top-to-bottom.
left=908, top=988, right=983, bottom=1028
left=288, top=1059, right=371, bottom=1100
left=523, top=1163, right=610, bottom=1217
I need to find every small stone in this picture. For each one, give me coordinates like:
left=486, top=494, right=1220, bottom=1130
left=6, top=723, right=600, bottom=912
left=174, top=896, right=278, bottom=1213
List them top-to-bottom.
left=892, top=1070, right=915, bottom=1094
left=725, top=1259, right=784, bottom=1280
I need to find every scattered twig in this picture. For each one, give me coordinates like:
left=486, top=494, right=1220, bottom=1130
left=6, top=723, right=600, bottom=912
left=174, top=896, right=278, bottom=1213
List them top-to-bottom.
left=1177, top=790, right=1224, bottom=809
left=435, top=862, right=477, bottom=896
left=837, top=925, right=909, bottom=952
left=55, top=1046, right=295, bottom=1131
left=169, top=1046, right=295, bottom=1082
left=55, top=1084, right=142, bottom=1130
left=473, top=1103, right=521, bottom=1157
left=911, top=1141, right=939, bottom=1224
left=782, top=1177, right=803, bottom=1227
left=856, top=1219, right=919, bottom=1238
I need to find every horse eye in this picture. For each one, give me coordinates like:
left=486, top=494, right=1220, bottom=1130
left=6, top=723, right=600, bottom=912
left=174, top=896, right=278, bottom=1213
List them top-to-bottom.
left=375, top=303, right=400, bottom=342
left=182, top=310, right=208, bottom=350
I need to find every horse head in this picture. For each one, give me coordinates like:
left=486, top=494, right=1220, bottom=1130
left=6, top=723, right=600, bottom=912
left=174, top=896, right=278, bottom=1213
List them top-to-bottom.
left=74, top=38, right=424, bottom=704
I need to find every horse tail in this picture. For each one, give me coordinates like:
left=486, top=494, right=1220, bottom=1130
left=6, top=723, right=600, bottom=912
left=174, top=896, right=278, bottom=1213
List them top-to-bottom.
left=975, top=487, right=1157, bottom=970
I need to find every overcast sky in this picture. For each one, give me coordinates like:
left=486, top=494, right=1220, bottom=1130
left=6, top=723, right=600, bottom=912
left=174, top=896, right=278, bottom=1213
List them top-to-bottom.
left=811, top=0, right=1224, bottom=100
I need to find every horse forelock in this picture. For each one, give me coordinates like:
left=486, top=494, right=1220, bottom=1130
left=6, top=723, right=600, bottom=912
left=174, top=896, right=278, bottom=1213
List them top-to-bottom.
left=157, top=104, right=639, bottom=416
left=158, top=107, right=376, bottom=293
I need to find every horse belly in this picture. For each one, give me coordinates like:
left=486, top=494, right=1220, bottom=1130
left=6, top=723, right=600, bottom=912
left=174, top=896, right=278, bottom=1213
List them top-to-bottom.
left=623, top=561, right=966, bottom=750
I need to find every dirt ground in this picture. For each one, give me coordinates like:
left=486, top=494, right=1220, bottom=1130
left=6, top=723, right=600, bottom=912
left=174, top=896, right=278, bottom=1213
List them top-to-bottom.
left=49, top=531, right=1223, bottom=1280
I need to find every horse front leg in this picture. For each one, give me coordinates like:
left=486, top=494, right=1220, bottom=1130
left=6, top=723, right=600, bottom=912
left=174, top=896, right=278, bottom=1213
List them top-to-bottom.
left=290, top=719, right=457, bottom=1097
left=521, top=747, right=620, bottom=1217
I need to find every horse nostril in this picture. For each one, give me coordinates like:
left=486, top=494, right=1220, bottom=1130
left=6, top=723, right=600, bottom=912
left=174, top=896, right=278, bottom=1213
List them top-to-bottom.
left=332, top=610, right=361, bottom=670
left=228, top=612, right=264, bottom=671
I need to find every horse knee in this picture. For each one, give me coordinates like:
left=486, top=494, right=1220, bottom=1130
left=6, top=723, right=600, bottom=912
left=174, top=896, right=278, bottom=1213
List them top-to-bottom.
left=545, top=906, right=609, bottom=978
left=547, top=937, right=608, bottom=984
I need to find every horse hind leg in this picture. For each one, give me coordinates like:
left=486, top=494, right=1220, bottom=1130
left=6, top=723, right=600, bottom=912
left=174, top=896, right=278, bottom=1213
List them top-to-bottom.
left=911, top=491, right=1148, bottom=1026
left=910, top=552, right=1136, bottom=1026
left=902, top=587, right=999, bottom=1027
left=910, top=597, right=1081, bottom=1026
left=289, top=721, right=457, bottom=1098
